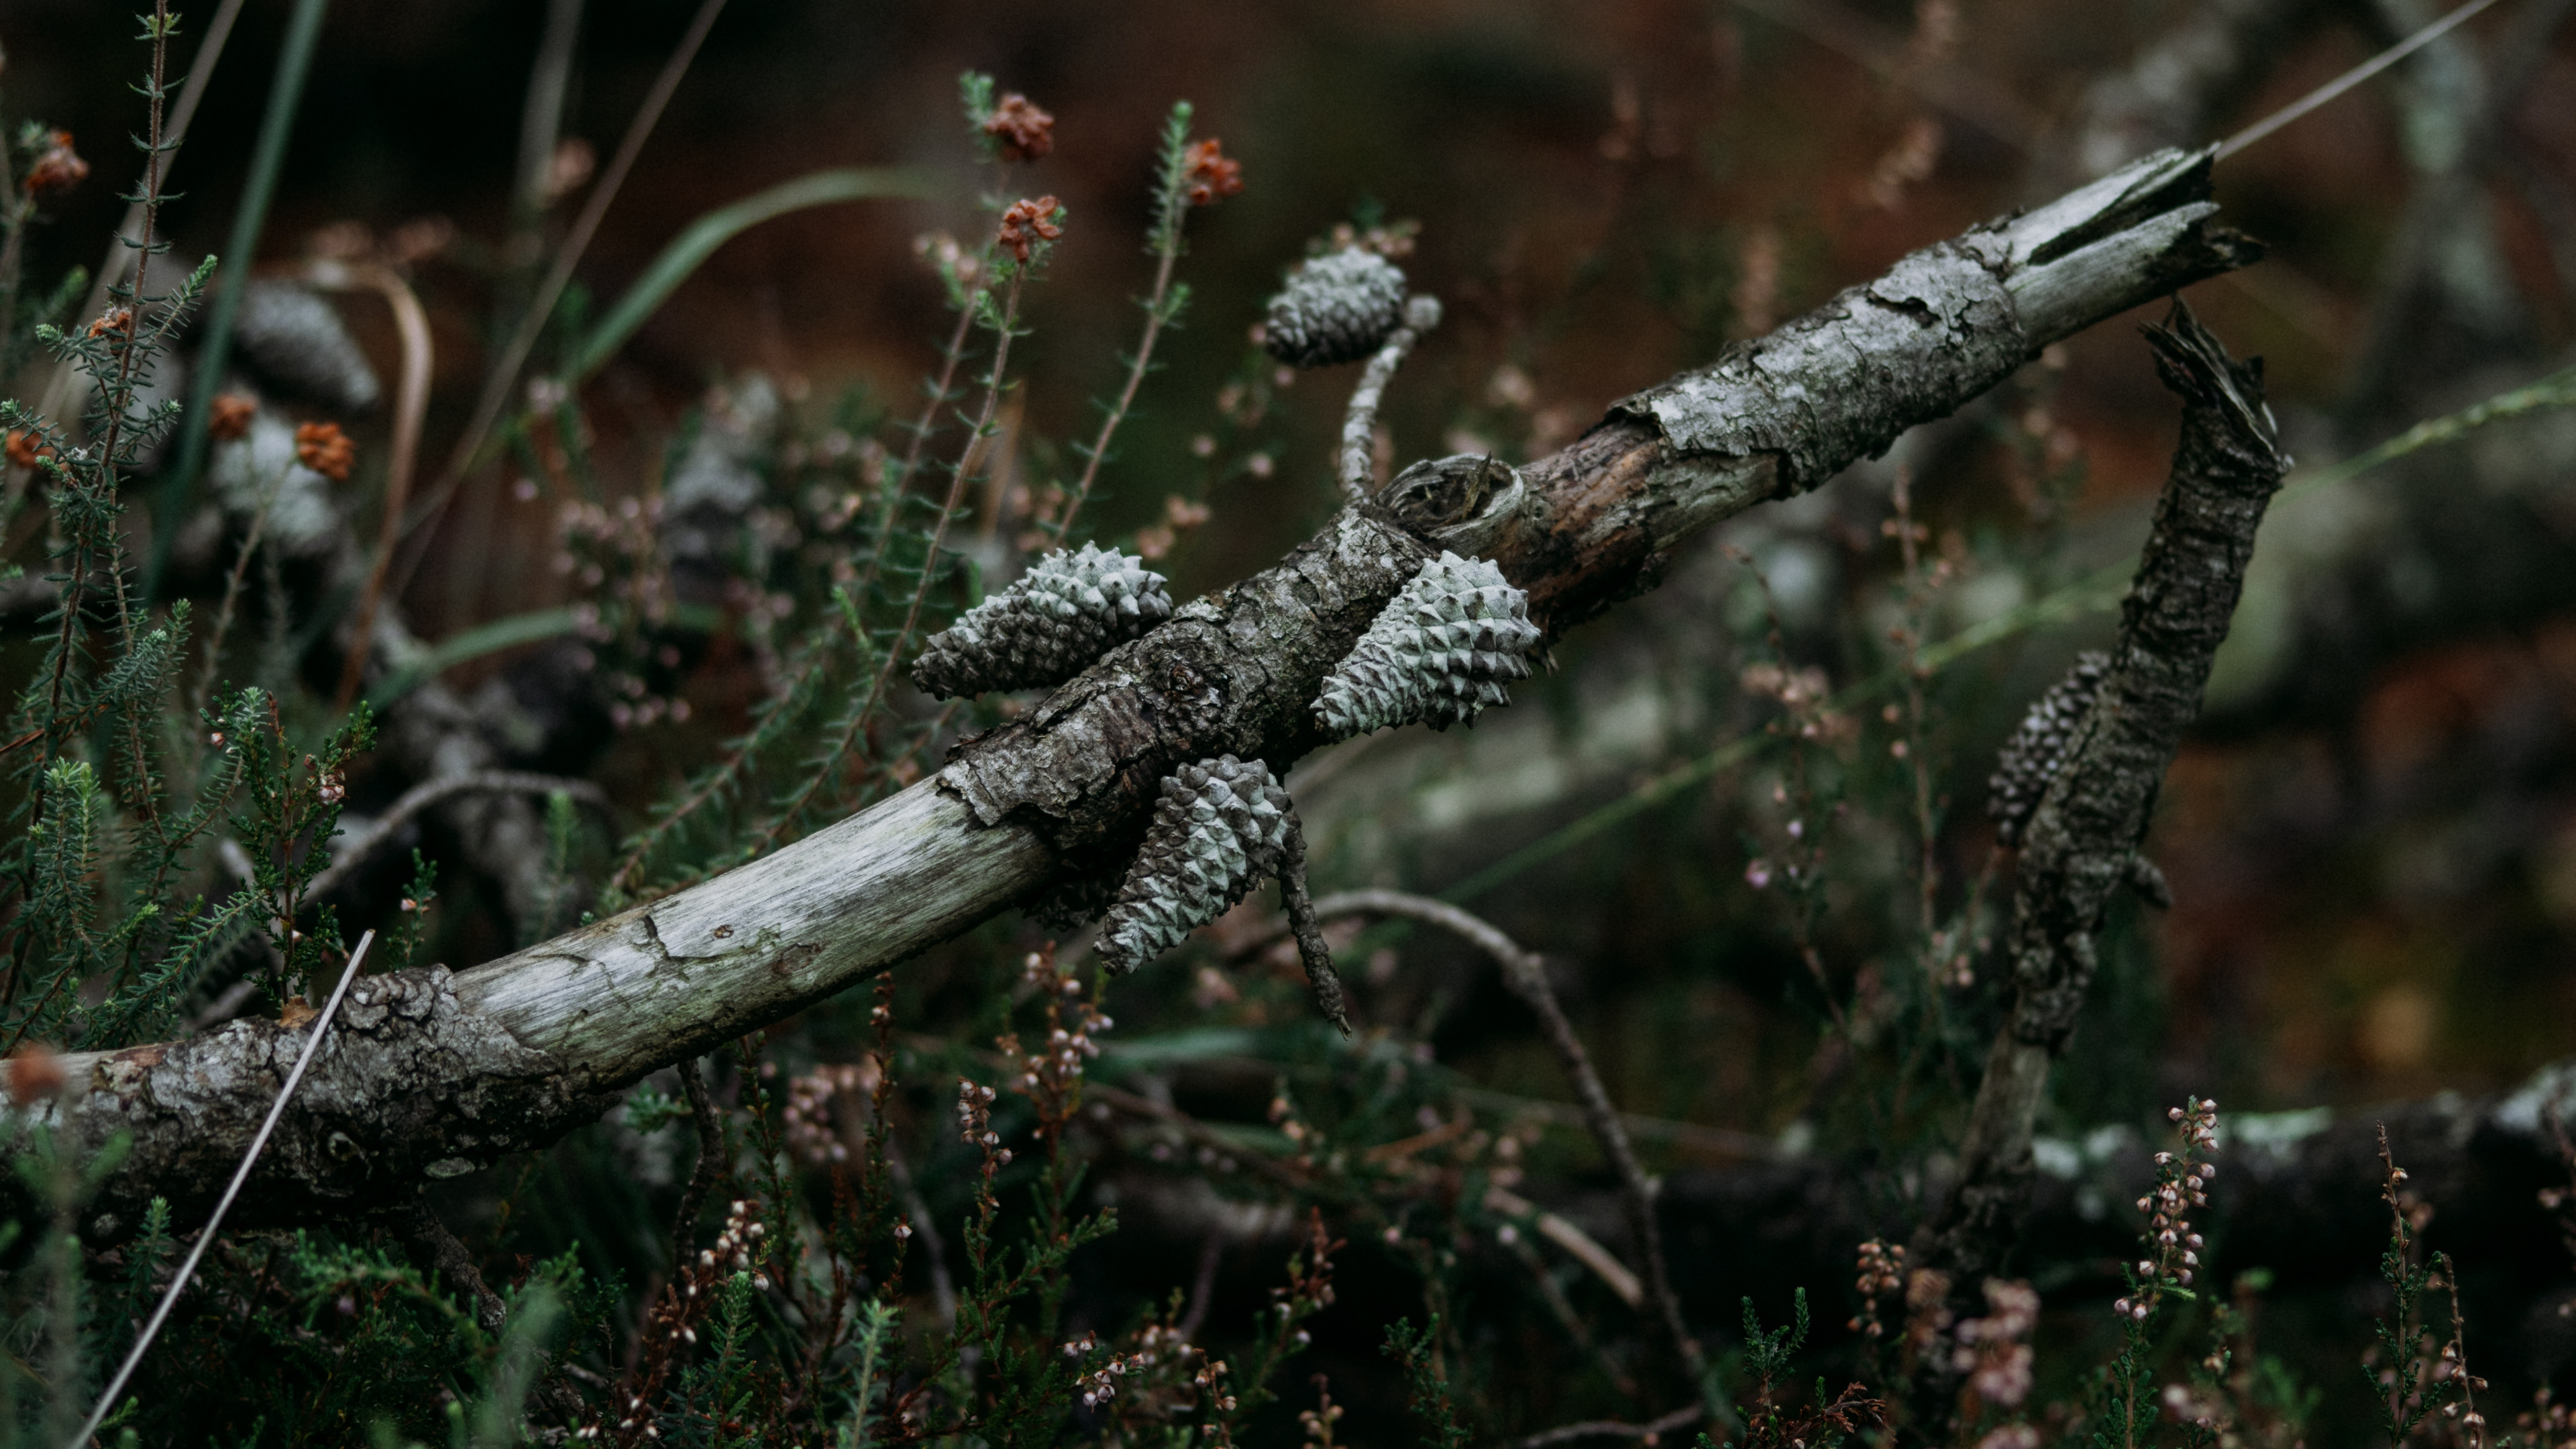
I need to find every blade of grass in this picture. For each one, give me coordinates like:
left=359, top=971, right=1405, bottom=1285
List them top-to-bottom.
left=564, top=166, right=935, bottom=384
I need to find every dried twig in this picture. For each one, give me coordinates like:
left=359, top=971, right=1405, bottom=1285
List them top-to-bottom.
left=20, top=150, right=2259, bottom=1231
left=299, top=258, right=434, bottom=711
left=305, top=770, right=610, bottom=903
left=1275, top=814, right=1349, bottom=1034
left=1299, top=890, right=1705, bottom=1386
left=68, top=930, right=376, bottom=1449
left=668, top=1056, right=724, bottom=1255
left=409, top=1201, right=508, bottom=1334
left=1513, top=1403, right=1704, bottom=1449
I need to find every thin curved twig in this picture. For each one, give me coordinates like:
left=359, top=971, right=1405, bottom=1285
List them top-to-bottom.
left=297, top=258, right=433, bottom=712
left=1335, top=297, right=1440, bottom=502
left=305, top=771, right=611, bottom=902
left=1297, top=889, right=1705, bottom=1387
left=68, top=930, right=375, bottom=1449
left=1513, top=1403, right=1704, bottom=1449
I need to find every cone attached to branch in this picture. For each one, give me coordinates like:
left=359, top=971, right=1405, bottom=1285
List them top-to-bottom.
left=1263, top=249, right=1409, bottom=369
left=912, top=543, right=1172, bottom=698
left=1313, top=551, right=1542, bottom=738
left=1987, top=651, right=2110, bottom=847
left=1096, top=755, right=1291, bottom=973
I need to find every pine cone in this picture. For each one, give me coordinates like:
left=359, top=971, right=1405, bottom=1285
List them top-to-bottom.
left=1263, top=250, right=1409, bottom=368
left=912, top=543, right=1172, bottom=698
left=1313, top=551, right=1542, bottom=738
left=1988, top=651, right=2111, bottom=847
left=1096, top=755, right=1291, bottom=973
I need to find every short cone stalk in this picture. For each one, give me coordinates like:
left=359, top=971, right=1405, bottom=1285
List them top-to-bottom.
left=912, top=543, right=1173, bottom=698
left=1313, top=551, right=1542, bottom=738
left=1988, top=649, right=2111, bottom=847
left=1096, top=755, right=1291, bottom=972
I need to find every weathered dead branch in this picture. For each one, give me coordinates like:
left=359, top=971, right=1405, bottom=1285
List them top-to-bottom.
left=13, top=148, right=2257, bottom=1235
left=1915, top=301, right=2289, bottom=1291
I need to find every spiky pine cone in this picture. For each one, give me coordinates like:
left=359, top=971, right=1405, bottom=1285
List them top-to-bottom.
left=1262, top=250, right=1409, bottom=368
left=911, top=543, right=1172, bottom=698
left=1312, top=551, right=1542, bottom=739
left=1988, top=651, right=2111, bottom=847
left=1095, top=756, right=1291, bottom=973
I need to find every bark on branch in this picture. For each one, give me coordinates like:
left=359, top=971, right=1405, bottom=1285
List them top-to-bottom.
left=13, top=149, right=2259, bottom=1236
left=1917, top=301, right=2290, bottom=1291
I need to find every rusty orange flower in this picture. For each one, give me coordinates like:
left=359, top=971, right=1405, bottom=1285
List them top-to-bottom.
left=982, top=94, right=1055, bottom=162
left=23, top=131, right=88, bottom=199
left=1183, top=138, right=1242, bottom=206
left=996, top=195, right=1063, bottom=264
left=86, top=307, right=133, bottom=339
left=209, top=394, right=258, bottom=441
left=295, top=421, right=356, bottom=482
left=4, top=429, right=52, bottom=471
left=5, top=1045, right=64, bottom=1106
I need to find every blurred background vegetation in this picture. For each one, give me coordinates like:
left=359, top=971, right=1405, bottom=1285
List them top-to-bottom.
left=3, top=0, right=2575, bottom=1443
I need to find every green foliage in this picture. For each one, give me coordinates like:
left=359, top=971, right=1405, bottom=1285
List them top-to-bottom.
left=224, top=692, right=372, bottom=1002
left=2361, top=1146, right=2463, bottom=1446
left=1383, top=1316, right=1472, bottom=1449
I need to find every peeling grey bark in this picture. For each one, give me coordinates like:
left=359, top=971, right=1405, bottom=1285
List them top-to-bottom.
left=1493, top=147, right=2255, bottom=628
left=7, top=148, right=2261, bottom=1234
left=1917, top=303, right=2290, bottom=1295
left=30, top=967, right=604, bottom=1235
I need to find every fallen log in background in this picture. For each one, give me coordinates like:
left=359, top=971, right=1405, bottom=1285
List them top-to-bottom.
left=17, top=148, right=2258, bottom=1236
left=1636, top=1065, right=2576, bottom=1377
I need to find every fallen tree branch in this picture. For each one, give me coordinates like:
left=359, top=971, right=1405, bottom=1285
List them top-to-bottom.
left=12, top=148, right=2259, bottom=1234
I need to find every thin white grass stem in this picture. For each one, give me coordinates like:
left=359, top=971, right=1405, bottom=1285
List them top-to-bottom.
left=2216, top=0, right=2510, bottom=159
left=69, top=930, right=377, bottom=1449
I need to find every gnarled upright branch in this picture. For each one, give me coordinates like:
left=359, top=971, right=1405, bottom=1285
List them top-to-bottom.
left=1915, top=301, right=2290, bottom=1293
